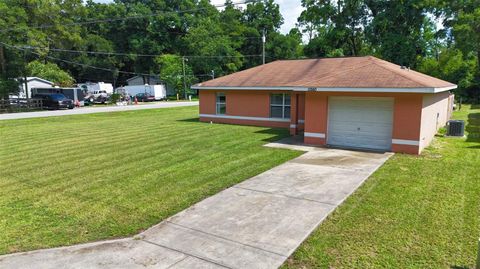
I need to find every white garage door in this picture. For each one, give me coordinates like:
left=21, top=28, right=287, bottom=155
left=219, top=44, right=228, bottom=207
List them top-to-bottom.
left=327, top=97, right=393, bottom=151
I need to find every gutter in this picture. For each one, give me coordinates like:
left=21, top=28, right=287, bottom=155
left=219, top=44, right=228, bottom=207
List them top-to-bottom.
left=191, top=85, right=457, bottom=94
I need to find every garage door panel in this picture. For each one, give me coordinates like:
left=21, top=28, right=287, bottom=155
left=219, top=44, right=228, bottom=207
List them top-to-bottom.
left=327, top=97, right=393, bottom=151
left=329, top=111, right=392, bottom=123
left=329, top=122, right=392, bottom=135
left=328, top=135, right=391, bottom=149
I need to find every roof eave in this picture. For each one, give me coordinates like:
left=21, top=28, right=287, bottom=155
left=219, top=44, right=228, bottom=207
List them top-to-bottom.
left=26, top=77, right=54, bottom=85
left=192, top=85, right=457, bottom=93
left=191, top=86, right=294, bottom=91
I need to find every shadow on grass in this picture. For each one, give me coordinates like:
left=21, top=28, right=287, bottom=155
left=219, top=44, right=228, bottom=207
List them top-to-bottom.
left=470, top=103, right=480, bottom=109
left=466, top=112, right=480, bottom=144
left=176, top=117, right=291, bottom=143
left=177, top=117, right=200, bottom=123
left=254, top=128, right=292, bottom=143
left=450, top=266, right=470, bottom=269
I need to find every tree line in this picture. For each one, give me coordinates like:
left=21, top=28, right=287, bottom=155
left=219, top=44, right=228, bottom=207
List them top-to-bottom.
left=0, top=0, right=478, bottom=100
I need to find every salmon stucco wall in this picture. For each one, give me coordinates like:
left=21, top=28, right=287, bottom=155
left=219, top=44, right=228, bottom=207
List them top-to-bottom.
left=199, top=90, right=290, bottom=128
left=199, top=90, right=216, bottom=115
left=224, top=90, right=270, bottom=117
left=419, top=91, right=452, bottom=151
left=303, top=92, right=328, bottom=145
left=297, top=93, right=305, bottom=121
left=391, top=94, right=423, bottom=154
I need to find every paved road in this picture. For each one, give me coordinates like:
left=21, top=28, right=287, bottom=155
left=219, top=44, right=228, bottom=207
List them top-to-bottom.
left=0, top=101, right=199, bottom=120
left=0, top=145, right=391, bottom=269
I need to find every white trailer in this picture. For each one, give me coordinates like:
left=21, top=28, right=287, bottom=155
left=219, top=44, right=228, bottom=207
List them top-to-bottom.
left=78, top=82, right=113, bottom=94
left=115, top=84, right=167, bottom=100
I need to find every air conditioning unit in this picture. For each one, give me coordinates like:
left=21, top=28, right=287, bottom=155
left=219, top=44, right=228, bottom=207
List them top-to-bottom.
left=446, top=120, right=465, bottom=137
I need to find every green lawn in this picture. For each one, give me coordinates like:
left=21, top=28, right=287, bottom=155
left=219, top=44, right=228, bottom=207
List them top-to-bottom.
left=284, top=105, right=480, bottom=268
left=0, top=106, right=301, bottom=254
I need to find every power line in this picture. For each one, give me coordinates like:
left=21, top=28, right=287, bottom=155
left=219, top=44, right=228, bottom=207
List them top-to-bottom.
left=0, top=0, right=256, bottom=33
left=1, top=42, right=220, bottom=81
left=2, top=42, right=152, bottom=76
left=9, top=45, right=262, bottom=59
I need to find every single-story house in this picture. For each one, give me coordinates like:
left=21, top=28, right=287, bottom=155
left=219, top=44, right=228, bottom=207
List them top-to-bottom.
left=192, top=56, right=457, bottom=155
left=16, top=77, right=54, bottom=98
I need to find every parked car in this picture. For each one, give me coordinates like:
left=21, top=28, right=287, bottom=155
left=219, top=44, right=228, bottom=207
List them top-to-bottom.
left=135, top=92, right=155, bottom=102
left=33, top=93, right=74, bottom=109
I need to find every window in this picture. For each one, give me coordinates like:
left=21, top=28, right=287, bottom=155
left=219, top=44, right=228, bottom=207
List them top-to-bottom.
left=216, top=93, right=226, bottom=114
left=270, top=93, right=290, bottom=119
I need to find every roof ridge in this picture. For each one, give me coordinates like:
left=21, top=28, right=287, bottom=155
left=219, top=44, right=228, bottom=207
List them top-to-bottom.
left=274, top=56, right=371, bottom=62
left=368, top=57, right=433, bottom=87
left=195, top=60, right=277, bottom=86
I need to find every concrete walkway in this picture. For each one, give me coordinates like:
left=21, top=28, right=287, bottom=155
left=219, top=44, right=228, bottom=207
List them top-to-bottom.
left=0, top=101, right=198, bottom=120
left=0, top=144, right=391, bottom=269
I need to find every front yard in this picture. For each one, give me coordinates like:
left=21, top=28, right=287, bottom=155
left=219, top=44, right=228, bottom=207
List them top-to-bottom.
left=2, top=104, right=479, bottom=268
left=284, top=105, right=480, bottom=268
left=0, top=106, right=301, bottom=254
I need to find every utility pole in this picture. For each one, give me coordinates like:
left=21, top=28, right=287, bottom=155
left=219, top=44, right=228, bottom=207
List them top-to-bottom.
left=262, top=29, right=266, bottom=65
left=0, top=45, right=5, bottom=75
left=23, top=49, right=29, bottom=101
left=182, top=56, right=187, bottom=100
left=24, top=75, right=28, bottom=101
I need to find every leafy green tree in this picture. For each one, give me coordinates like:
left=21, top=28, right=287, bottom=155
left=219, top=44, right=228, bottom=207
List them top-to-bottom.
left=243, top=0, right=283, bottom=33
left=299, top=0, right=368, bottom=57
left=364, top=0, right=434, bottom=67
left=435, top=0, right=480, bottom=99
left=183, top=17, right=243, bottom=77
left=267, top=29, right=304, bottom=60
left=69, top=34, right=120, bottom=84
left=418, top=49, right=477, bottom=89
left=155, top=54, right=195, bottom=99
left=27, top=61, right=74, bottom=86
left=0, top=78, right=19, bottom=98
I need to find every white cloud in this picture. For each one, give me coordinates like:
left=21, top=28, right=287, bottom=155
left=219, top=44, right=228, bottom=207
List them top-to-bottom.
left=276, top=0, right=303, bottom=34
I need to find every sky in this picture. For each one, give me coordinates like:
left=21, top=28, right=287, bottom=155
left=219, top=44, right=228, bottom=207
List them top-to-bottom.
left=91, top=0, right=304, bottom=35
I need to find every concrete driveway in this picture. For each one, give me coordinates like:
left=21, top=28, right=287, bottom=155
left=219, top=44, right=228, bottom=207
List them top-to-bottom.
left=0, top=101, right=198, bottom=120
left=0, top=145, right=391, bottom=269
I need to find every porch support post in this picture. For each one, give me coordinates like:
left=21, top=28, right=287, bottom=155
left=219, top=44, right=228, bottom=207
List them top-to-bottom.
left=290, top=93, right=298, bottom=135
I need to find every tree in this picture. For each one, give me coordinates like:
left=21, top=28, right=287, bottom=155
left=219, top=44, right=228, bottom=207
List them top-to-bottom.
left=243, top=0, right=283, bottom=33
left=299, top=0, right=368, bottom=57
left=364, top=0, right=435, bottom=68
left=448, top=2, right=480, bottom=84
left=183, top=17, right=243, bottom=77
left=267, top=29, right=304, bottom=60
left=418, top=49, right=477, bottom=89
left=155, top=54, right=195, bottom=98
left=27, top=61, right=74, bottom=86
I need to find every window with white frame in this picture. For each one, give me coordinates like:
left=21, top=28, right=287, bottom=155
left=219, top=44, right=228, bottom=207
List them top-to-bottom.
left=216, top=93, right=226, bottom=114
left=270, top=93, right=290, bottom=119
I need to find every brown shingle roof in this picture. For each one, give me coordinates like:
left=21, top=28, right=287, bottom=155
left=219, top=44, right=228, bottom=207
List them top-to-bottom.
left=193, top=56, right=455, bottom=89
